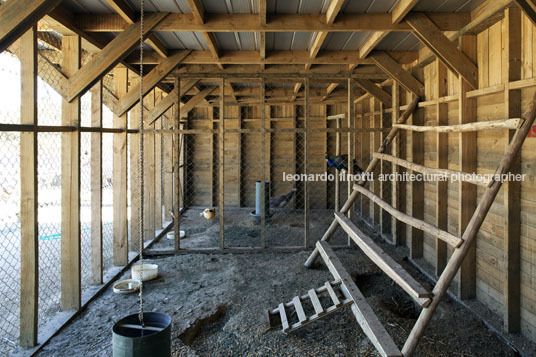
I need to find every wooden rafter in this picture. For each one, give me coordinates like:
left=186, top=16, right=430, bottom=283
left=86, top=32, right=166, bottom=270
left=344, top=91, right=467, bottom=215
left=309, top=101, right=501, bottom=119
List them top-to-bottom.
left=0, top=0, right=62, bottom=53
left=105, top=0, right=168, bottom=57
left=186, top=0, right=224, bottom=70
left=259, top=0, right=266, bottom=70
left=305, top=0, right=345, bottom=70
left=391, top=0, right=420, bottom=24
left=513, top=0, right=536, bottom=27
left=66, top=12, right=168, bottom=102
left=76, top=13, right=472, bottom=33
left=407, top=13, right=478, bottom=89
left=360, top=31, right=389, bottom=59
left=116, top=50, right=191, bottom=116
left=370, top=51, right=424, bottom=98
left=147, top=79, right=200, bottom=123
left=354, top=79, right=392, bottom=106
left=291, top=82, right=302, bottom=102
left=321, top=83, right=339, bottom=101
left=180, top=86, right=216, bottom=116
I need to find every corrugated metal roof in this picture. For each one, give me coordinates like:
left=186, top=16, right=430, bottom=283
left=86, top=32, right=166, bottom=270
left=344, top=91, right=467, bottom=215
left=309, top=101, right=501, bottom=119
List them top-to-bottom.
left=203, top=0, right=257, bottom=14
left=267, top=0, right=329, bottom=14
left=342, top=0, right=399, bottom=14
left=413, top=0, right=485, bottom=12
left=215, top=32, right=258, bottom=51
left=267, top=32, right=314, bottom=51
left=322, top=32, right=371, bottom=51
left=376, top=32, right=421, bottom=51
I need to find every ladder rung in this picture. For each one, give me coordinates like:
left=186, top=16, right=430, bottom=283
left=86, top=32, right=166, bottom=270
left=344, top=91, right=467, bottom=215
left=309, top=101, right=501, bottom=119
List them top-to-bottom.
left=353, top=184, right=463, bottom=248
left=335, top=212, right=432, bottom=308
left=317, top=241, right=403, bottom=357
left=325, top=281, right=342, bottom=307
left=308, top=289, right=324, bottom=317
left=292, top=296, right=307, bottom=323
left=278, top=303, right=289, bottom=332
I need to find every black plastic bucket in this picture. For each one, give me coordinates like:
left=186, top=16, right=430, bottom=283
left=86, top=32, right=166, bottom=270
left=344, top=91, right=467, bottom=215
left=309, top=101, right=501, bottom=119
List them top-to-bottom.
left=112, top=312, right=171, bottom=357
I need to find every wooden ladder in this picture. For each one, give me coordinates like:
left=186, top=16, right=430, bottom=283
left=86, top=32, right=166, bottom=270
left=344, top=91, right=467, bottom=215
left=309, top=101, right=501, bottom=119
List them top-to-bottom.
left=294, top=93, right=536, bottom=357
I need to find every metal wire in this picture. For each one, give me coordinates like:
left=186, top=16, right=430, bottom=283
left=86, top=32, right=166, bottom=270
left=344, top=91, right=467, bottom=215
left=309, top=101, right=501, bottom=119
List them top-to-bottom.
left=138, top=0, right=145, bottom=327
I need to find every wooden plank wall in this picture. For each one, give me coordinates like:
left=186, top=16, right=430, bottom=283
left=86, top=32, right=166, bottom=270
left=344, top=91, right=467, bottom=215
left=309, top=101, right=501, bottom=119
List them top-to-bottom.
left=356, top=14, right=536, bottom=342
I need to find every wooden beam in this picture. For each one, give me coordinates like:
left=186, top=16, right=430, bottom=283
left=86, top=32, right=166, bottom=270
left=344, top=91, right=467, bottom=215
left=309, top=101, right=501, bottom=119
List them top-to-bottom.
left=0, top=0, right=62, bottom=53
left=104, top=0, right=168, bottom=57
left=186, top=0, right=223, bottom=69
left=259, top=0, right=266, bottom=69
left=391, top=0, right=420, bottom=24
left=513, top=0, right=536, bottom=27
left=502, top=7, right=522, bottom=333
left=66, top=12, right=168, bottom=102
left=77, top=13, right=471, bottom=32
left=407, top=13, right=478, bottom=89
left=19, top=25, right=38, bottom=348
left=360, top=31, right=389, bottom=59
left=457, top=34, right=477, bottom=299
left=60, top=35, right=81, bottom=311
left=116, top=50, right=190, bottom=116
left=371, top=51, right=424, bottom=98
left=113, top=67, right=129, bottom=266
left=129, top=78, right=141, bottom=251
left=173, top=78, right=181, bottom=251
left=304, top=78, right=310, bottom=247
left=347, top=78, right=355, bottom=228
left=147, top=79, right=200, bottom=124
left=219, top=79, right=225, bottom=249
left=355, top=79, right=392, bottom=106
left=322, top=82, right=339, bottom=101
left=391, top=83, right=404, bottom=245
left=410, top=85, right=424, bottom=259
left=180, top=87, right=217, bottom=116
left=143, top=91, right=156, bottom=242
left=154, top=93, right=163, bottom=228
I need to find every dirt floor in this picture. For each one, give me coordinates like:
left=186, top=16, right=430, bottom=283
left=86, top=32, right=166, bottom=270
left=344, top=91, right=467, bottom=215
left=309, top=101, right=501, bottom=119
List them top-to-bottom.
left=33, top=220, right=521, bottom=357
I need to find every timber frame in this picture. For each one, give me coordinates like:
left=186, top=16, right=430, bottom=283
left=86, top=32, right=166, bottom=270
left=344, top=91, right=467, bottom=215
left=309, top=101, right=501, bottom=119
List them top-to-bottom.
left=2, top=0, right=536, bottom=355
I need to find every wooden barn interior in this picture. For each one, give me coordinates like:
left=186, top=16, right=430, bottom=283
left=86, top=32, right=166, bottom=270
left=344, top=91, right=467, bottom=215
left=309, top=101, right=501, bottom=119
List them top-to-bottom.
left=2, top=0, right=536, bottom=356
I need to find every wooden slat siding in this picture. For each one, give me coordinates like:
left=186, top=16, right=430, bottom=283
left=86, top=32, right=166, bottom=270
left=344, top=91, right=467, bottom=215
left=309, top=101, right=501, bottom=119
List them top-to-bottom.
left=0, top=0, right=62, bottom=53
left=503, top=7, right=522, bottom=332
left=66, top=13, right=168, bottom=102
left=407, top=13, right=478, bottom=90
left=19, top=26, right=38, bottom=348
left=60, top=35, right=81, bottom=311
left=458, top=35, right=477, bottom=299
left=115, top=50, right=190, bottom=116
left=371, top=51, right=425, bottom=98
left=113, top=67, right=128, bottom=265
left=410, top=72, right=424, bottom=259
left=173, top=78, right=181, bottom=251
left=129, top=79, right=141, bottom=251
left=219, top=79, right=225, bottom=249
left=304, top=79, right=310, bottom=247
left=347, top=79, right=354, bottom=233
left=90, top=81, right=103, bottom=284
left=144, top=90, right=156, bottom=241
left=403, top=91, right=536, bottom=356
left=154, top=93, right=163, bottom=229
left=372, top=98, right=381, bottom=227
left=335, top=116, right=341, bottom=211
left=335, top=213, right=432, bottom=306
left=316, top=241, right=402, bottom=357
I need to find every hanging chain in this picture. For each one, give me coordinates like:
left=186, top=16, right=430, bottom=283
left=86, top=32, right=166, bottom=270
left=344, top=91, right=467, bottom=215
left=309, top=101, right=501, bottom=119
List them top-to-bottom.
left=138, top=0, right=145, bottom=327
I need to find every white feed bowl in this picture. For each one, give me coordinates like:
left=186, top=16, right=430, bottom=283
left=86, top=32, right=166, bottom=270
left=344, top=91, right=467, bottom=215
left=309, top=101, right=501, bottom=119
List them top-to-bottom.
left=167, top=230, right=185, bottom=240
left=131, top=263, right=158, bottom=282
left=113, top=279, right=141, bottom=294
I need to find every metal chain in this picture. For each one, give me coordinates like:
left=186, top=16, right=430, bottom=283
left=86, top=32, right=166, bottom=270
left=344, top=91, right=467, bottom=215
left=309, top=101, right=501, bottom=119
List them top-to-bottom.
left=138, top=0, right=145, bottom=327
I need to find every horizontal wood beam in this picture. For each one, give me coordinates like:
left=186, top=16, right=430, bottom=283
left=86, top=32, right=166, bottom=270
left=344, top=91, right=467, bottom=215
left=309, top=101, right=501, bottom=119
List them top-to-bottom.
left=0, top=0, right=62, bottom=53
left=66, top=12, right=168, bottom=102
left=76, top=12, right=471, bottom=32
left=407, top=13, right=478, bottom=89
left=115, top=50, right=190, bottom=115
left=371, top=51, right=424, bottom=97
left=355, top=79, right=392, bottom=106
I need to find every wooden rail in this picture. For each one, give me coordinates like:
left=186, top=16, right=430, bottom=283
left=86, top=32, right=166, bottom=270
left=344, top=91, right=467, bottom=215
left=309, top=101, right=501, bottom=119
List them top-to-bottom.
left=394, top=118, right=523, bottom=133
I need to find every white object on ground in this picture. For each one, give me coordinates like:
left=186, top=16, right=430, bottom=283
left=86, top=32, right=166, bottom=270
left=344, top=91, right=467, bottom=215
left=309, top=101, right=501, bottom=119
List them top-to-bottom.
left=166, top=230, right=185, bottom=239
left=131, top=263, right=158, bottom=282
left=113, top=279, right=142, bottom=294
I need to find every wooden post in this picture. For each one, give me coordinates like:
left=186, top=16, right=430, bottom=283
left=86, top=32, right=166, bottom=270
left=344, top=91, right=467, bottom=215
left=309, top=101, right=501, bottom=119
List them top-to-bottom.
left=503, top=7, right=521, bottom=332
left=19, top=25, right=38, bottom=347
left=458, top=34, right=477, bottom=299
left=60, top=35, right=81, bottom=311
left=436, top=60, right=448, bottom=275
left=113, top=67, right=128, bottom=265
left=173, top=78, right=181, bottom=251
left=219, top=78, right=225, bottom=249
left=304, top=78, right=310, bottom=247
left=347, top=78, right=354, bottom=246
left=261, top=79, right=266, bottom=248
left=129, top=80, right=140, bottom=252
left=90, top=81, right=102, bottom=284
left=391, top=83, right=401, bottom=244
left=410, top=87, right=424, bottom=259
left=143, top=90, right=155, bottom=242
left=154, top=92, right=163, bottom=228
left=372, top=98, right=381, bottom=227
left=361, top=99, right=370, bottom=218
left=380, top=102, right=391, bottom=237
left=163, top=106, right=173, bottom=222
left=209, top=107, right=215, bottom=206
left=237, top=108, right=242, bottom=206
left=334, top=116, right=341, bottom=211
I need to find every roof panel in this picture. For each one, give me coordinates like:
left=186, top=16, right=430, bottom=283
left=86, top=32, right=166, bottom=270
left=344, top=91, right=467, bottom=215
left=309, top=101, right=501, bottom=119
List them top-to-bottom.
left=142, top=0, right=190, bottom=13
left=413, top=0, right=485, bottom=12
left=214, top=32, right=239, bottom=50
left=269, top=32, right=313, bottom=51
left=322, top=32, right=370, bottom=51
left=376, top=32, right=421, bottom=51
